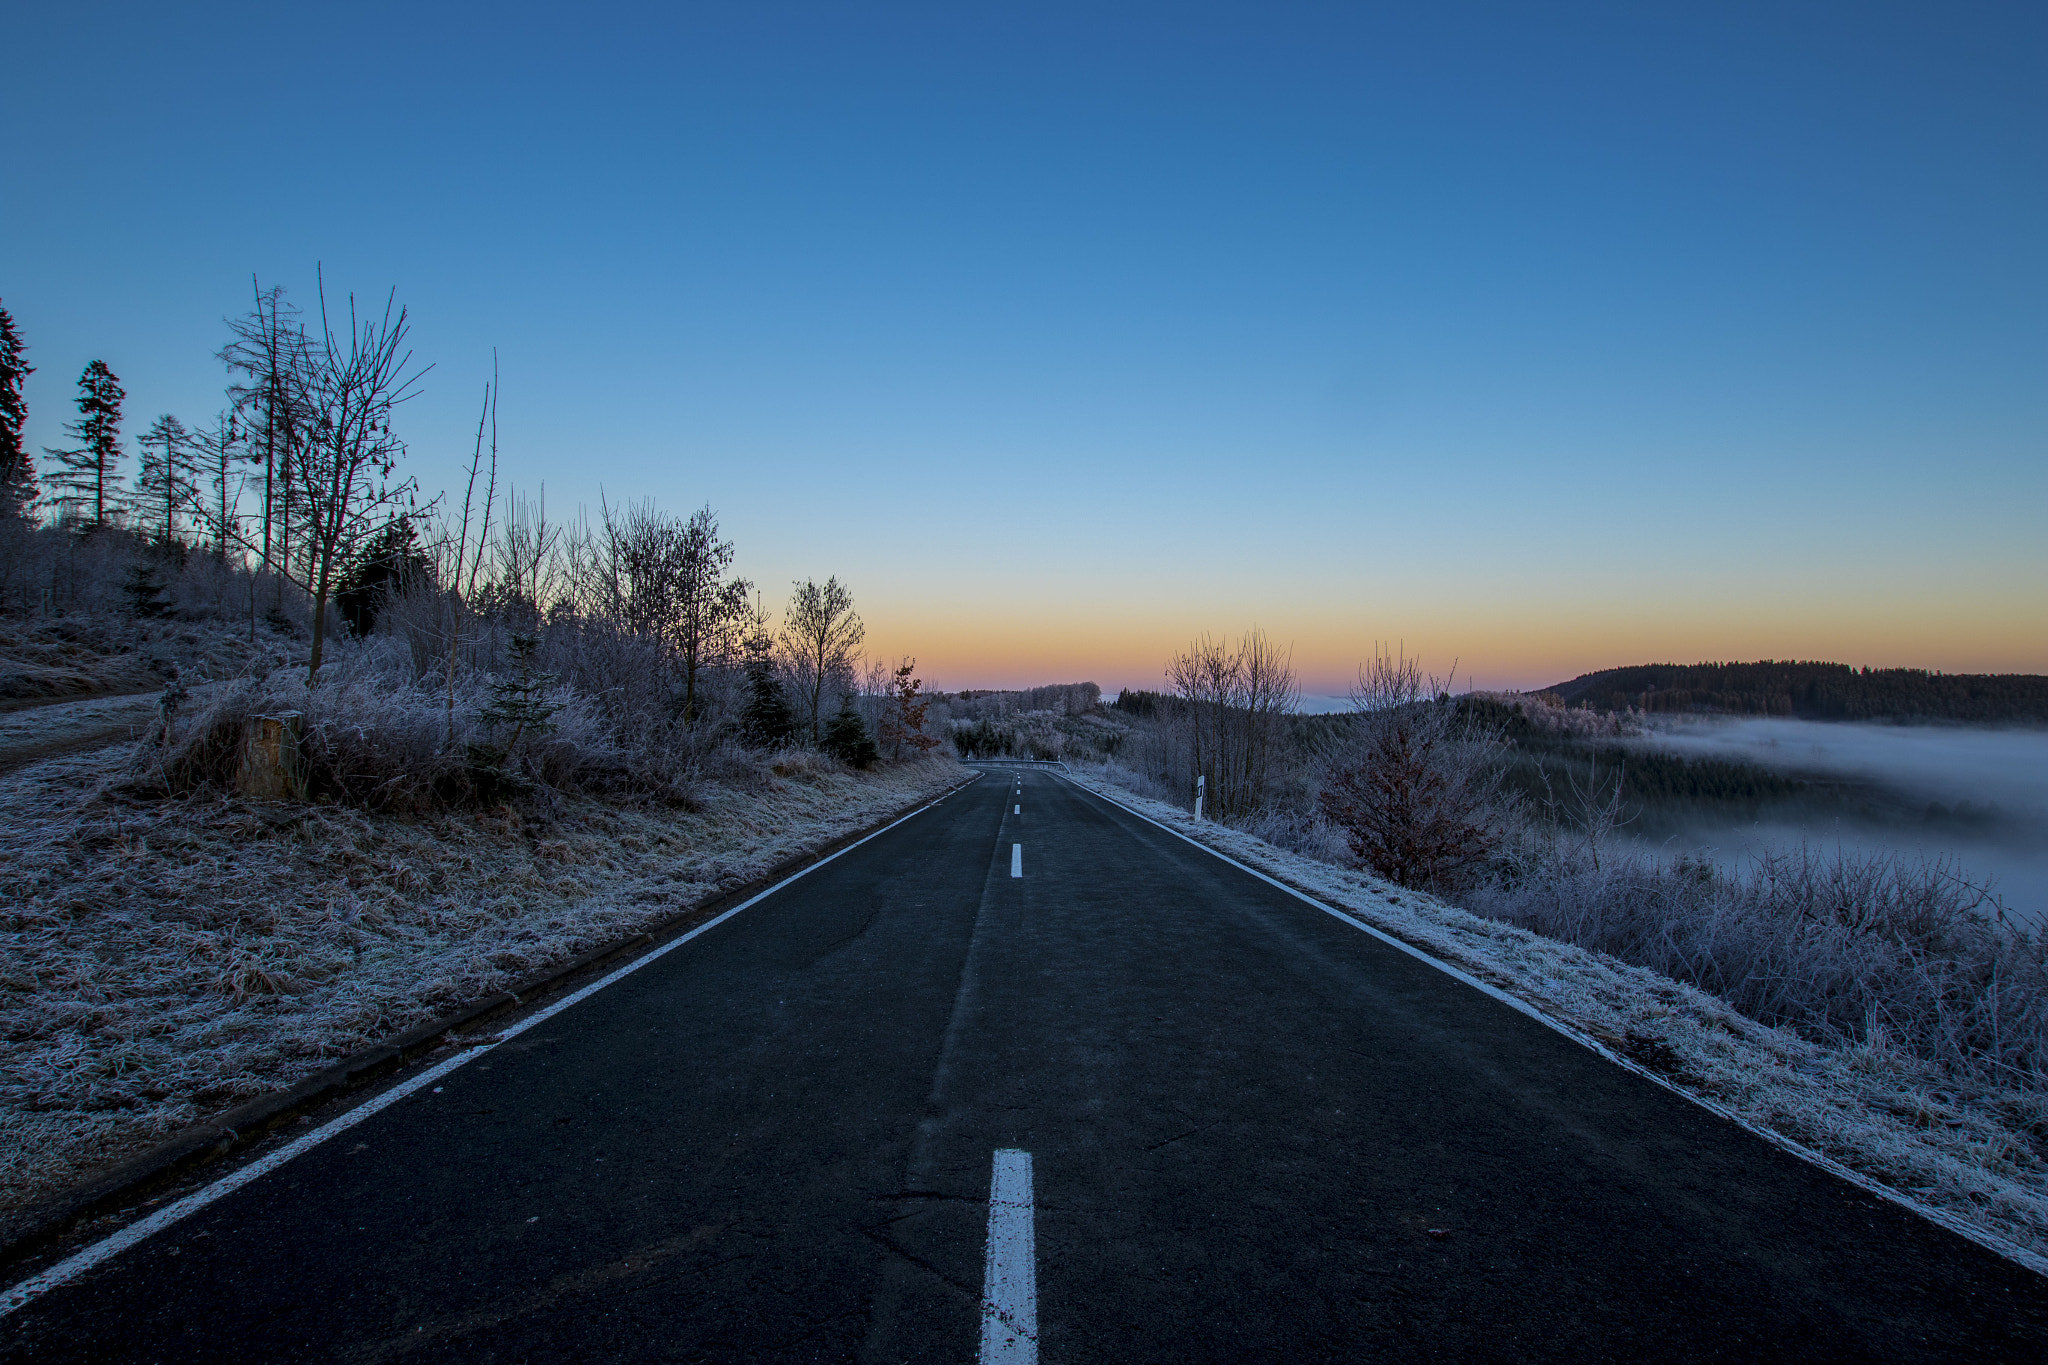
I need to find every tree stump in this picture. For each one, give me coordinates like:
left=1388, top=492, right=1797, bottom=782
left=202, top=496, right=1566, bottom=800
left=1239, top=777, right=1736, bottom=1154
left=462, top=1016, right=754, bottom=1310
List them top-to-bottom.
left=236, top=712, right=306, bottom=801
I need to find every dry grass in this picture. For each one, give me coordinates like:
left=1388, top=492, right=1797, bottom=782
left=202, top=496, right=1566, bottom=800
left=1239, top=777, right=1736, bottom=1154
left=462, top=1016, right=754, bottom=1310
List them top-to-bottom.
left=0, top=615, right=282, bottom=700
left=0, top=741, right=962, bottom=1212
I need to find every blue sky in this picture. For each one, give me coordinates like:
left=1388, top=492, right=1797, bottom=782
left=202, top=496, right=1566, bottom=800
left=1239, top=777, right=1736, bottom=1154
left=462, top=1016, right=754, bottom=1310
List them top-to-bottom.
left=5, top=2, right=2043, bottom=691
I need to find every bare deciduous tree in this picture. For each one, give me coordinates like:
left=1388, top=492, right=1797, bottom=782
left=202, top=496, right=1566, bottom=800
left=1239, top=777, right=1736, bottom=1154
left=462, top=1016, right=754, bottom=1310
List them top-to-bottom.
left=288, top=277, right=429, bottom=681
left=183, top=410, right=246, bottom=559
left=490, top=486, right=563, bottom=623
left=576, top=499, right=750, bottom=725
left=781, top=576, right=863, bottom=745
left=1164, top=627, right=1298, bottom=820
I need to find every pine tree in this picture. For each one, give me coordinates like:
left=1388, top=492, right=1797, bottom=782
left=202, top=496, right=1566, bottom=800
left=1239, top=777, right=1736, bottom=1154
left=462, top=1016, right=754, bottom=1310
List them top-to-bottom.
left=0, top=303, right=32, bottom=515
left=45, top=360, right=126, bottom=526
left=134, top=414, right=197, bottom=544
left=335, top=515, right=433, bottom=636
left=120, top=562, right=170, bottom=618
left=470, top=631, right=563, bottom=783
left=739, top=656, right=797, bottom=749
left=823, top=692, right=879, bottom=769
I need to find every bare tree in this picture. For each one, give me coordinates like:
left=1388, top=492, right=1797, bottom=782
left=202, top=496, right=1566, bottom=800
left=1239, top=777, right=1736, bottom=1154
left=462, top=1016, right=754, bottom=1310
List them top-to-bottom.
left=287, top=277, right=429, bottom=681
left=220, top=280, right=312, bottom=634
left=434, top=372, right=499, bottom=741
left=183, top=410, right=246, bottom=559
left=490, top=486, right=563, bottom=623
left=588, top=497, right=686, bottom=642
left=574, top=499, right=750, bottom=724
left=781, top=576, right=864, bottom=745
left=1164, top=627, right=1298, bottom=820
left=1317, top=647, right=1515, bottom=893
left=1537, top=752, right=1634, bottom=872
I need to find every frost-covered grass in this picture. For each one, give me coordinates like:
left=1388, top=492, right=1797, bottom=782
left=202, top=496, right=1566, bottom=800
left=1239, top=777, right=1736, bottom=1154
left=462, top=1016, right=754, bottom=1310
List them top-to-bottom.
left=0, top=614, right=284, bottom=700
left=0, top=743, right=962, bottom=1213
left=1072, top=763, right=2048, bottom=1268
left=1468, top=843, right=2048, bottom=1088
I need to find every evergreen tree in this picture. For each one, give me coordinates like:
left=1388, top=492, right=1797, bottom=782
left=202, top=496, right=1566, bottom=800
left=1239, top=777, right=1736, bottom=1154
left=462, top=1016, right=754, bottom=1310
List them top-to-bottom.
left=0, top=302, right=32, bottom=515
left=45, top=360, right=126, bottom=526
left=134, top=413, right=197, bottom=543
left=335, top=515, right=433, bottom=636
left=120, top=562, right=170, bottom=618
left=469, top=631, right=563, bottom=786
left=739, top=656, right=797, bottom=749
left=822, top=692, right=879, bottom=768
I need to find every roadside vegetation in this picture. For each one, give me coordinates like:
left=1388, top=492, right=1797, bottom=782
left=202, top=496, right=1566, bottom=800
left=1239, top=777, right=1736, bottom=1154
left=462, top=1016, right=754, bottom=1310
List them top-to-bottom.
left=0, top=286, right=959, bottom=1214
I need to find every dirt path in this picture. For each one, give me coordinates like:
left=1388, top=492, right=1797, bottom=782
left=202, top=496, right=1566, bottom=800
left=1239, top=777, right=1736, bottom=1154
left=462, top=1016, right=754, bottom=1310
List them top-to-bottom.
left=0, top=685, right=158, bottom=718
left=0, top=691, right=166, bottom=778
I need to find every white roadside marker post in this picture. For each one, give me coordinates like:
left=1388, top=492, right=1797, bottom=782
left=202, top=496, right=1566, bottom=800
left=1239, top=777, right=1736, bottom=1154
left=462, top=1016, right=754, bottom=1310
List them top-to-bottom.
left=1194, top=774, right=1205, bottom=821
left=980, top=1149, right=1038, bottom=1364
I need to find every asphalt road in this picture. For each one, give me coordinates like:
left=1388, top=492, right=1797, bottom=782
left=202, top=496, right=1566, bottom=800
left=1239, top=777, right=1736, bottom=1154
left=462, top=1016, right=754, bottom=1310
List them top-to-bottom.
left=5, top=768, right=2045, bottom=1362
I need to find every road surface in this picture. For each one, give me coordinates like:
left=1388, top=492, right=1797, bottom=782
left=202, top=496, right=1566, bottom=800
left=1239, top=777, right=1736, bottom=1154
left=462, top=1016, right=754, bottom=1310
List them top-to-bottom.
left=3, top=768, right=2042, bottom=1361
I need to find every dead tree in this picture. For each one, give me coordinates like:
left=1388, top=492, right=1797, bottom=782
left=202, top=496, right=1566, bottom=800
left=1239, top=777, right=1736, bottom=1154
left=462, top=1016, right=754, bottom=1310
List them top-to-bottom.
left=221, top=280, right=312, bottom=635
left=438, top=370, right=498, bottom=742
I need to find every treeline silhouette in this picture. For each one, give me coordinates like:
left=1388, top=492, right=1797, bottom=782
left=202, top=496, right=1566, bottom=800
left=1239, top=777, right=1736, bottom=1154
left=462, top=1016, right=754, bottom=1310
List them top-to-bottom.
left=1544, top=661, right=2048, bottom=723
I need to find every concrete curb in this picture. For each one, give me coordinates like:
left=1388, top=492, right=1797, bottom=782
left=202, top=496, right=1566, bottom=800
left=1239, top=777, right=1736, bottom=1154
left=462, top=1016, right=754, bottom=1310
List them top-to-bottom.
left=0, top=771, right=976, bottom=1273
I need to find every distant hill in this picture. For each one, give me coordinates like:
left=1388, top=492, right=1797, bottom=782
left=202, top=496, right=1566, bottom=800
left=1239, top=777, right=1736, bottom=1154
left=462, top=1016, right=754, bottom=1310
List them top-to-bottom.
left=1542, top=661, right=2048, bottom=724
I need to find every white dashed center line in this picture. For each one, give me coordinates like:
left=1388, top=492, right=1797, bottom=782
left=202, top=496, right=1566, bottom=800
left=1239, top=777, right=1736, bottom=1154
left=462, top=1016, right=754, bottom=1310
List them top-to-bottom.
left=1014, top=804, right=1020, bottom=814
left=1010, top=843, right=1023, bottom=878
left=980, top=1149, right=1038, bottom=1364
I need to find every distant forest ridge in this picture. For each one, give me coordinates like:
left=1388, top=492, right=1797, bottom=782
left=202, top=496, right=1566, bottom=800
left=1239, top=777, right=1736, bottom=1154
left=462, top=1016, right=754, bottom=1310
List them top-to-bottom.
left=1542, top=661, right=2048, bottom=723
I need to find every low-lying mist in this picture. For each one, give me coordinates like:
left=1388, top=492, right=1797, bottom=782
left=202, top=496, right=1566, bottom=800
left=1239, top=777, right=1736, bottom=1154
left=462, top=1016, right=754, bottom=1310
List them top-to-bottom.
left=1625, top=718, right=2048, bottom=925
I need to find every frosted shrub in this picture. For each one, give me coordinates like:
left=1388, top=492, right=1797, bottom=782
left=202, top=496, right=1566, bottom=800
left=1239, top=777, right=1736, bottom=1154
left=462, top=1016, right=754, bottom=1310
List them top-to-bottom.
left=140, top=652, right=696, bottom=812
left=1466, top=844, right=2048, bottom=1089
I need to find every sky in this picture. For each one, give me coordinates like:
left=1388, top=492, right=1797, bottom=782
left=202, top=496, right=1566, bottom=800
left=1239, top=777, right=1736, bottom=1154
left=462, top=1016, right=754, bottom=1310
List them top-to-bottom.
left=4, top=1, right=2043, bottom=695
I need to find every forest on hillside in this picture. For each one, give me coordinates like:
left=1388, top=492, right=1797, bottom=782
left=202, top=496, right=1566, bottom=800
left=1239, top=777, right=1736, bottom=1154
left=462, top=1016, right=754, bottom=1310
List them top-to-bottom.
left=1544, top=660, right=2048, bottom=723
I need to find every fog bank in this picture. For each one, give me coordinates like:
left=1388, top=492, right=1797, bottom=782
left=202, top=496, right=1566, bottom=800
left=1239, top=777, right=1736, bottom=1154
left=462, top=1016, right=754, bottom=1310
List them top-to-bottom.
left=1629, top=718, right=2048, bottom=925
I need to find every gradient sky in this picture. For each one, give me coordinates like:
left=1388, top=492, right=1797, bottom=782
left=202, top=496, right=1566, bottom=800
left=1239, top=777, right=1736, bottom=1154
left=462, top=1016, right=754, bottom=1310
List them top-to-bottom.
left=5, top=1, right=2043, bottom=695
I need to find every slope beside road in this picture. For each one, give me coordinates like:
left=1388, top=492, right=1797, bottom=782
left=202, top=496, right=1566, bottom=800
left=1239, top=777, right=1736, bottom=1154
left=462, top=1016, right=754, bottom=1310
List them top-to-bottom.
left=2, top=767, right=2043, bottom=1361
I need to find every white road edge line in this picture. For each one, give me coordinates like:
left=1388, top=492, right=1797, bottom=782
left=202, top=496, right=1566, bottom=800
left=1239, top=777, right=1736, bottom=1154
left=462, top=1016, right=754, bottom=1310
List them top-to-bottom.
left=1061, top=775, right=2048, bottom=1281
left=0, top=778, right=979, bottom=1323
left=1010, top=843, right=1023, bottom=878
left=979, top=1148, right=1038, bottom=1365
